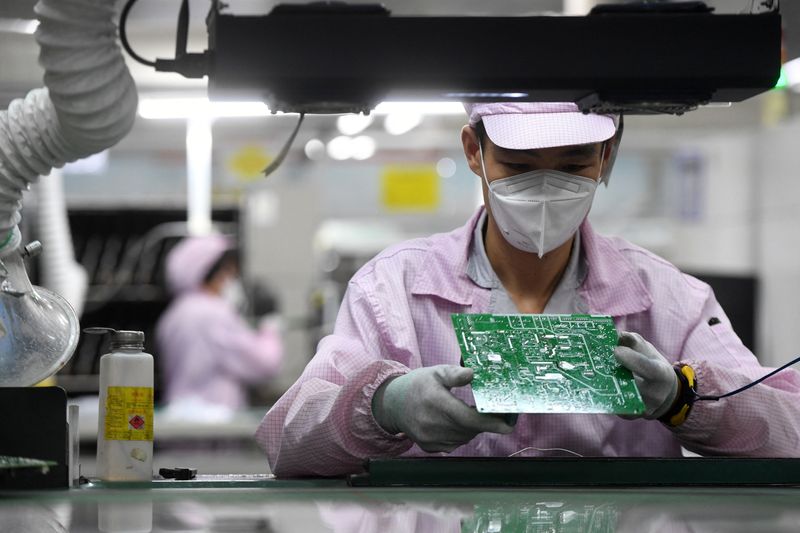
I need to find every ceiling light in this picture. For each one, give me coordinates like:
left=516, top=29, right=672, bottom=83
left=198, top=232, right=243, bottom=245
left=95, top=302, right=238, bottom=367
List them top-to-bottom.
left=0, top=19, right=39, bottom=35
left=784, top=57, right=800, bottom=92
left=443, top=92, right=528, bottom=99
left=138, top=98, right=270, bottom=120
left=139, top=98, right=467, bottom=120
left=373, top=102, right=464, bottom=115
left=385, top=112, right=422, bottom=136
left=337, top=114, right=374, bottom=135
left=327, top=136, right=353, bottom=161
left=351, top=136, right=376, bottom=160
left=304, top=139, right=326, bottom=160
left=436, top=158, right=457, bottom=178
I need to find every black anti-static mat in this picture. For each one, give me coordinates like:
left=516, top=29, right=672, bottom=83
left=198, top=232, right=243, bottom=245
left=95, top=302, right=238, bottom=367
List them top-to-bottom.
left=0, top=387, right=68, bottom=489
left=348, top=457, right=800, bottom=487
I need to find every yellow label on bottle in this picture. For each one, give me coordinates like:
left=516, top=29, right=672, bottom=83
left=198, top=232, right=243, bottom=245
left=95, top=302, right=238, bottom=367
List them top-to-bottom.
left=104, top=386, right=154, bottom=441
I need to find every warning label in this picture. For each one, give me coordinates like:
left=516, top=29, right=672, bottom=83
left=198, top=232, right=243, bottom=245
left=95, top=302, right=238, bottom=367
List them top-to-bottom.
left=104, top=387, right=154, bottom=441
left=129, top=415, right=145, bottom=430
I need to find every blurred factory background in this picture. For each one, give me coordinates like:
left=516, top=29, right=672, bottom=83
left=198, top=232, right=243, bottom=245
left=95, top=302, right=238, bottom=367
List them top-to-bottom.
left=2, top=0, right=800, bottom=472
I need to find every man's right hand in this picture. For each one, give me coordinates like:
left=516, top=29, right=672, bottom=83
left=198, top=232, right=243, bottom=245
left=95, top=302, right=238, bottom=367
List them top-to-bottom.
left=371, top=364, right=515, bottom=453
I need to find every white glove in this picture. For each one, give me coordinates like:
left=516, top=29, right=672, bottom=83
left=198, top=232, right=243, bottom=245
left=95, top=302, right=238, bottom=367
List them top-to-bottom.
left=614, top=331, right=679, bottom=420
left=371, top=365, right=516, bottom=453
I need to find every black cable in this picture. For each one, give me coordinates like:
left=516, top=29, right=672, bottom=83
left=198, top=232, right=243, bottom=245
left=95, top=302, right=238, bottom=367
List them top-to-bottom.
left=120, top=0, right=156, bottom=67
left=120, top=0, right=207, bottom=77
left=175, top=0, right=190, bottom=59
left=749, top=0, right=780, bottom=13
left=761, top=0, right=779, bottom=12
left=261, top=113, right=306, bottom=178
left=694, top=355, right=800, bottom=402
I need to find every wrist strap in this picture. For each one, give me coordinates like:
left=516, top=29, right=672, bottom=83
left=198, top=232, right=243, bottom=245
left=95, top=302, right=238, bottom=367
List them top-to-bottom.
left=658, top=364, right=698, bottom=427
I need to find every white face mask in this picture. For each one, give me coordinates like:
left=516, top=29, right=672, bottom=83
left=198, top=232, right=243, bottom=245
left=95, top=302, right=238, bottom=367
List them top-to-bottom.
left=479, top=142, right=601, bottom=258
left=221, top=278, right=247, bottom=311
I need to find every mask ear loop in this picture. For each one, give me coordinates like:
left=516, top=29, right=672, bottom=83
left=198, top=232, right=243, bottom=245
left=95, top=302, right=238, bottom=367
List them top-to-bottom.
left=477, top=139, right=491, bottom=189
left=596, top=141, right=606, bottom=182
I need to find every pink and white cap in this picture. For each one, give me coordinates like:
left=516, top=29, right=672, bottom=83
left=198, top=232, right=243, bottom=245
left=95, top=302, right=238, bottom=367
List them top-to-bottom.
left=463, top=102, right=617, bottom=150
left=166, top=234, right=235, bottom=295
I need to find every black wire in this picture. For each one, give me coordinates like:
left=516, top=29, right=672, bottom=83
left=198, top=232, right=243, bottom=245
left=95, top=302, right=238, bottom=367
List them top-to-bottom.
left=120, top=0, right=157, bottom=67
left=175, top=0, right=190, bottom=59
left=749, top=0, right=780, bottom=13
left=261, top=113, right=306, bottom=178
left=695, top=355, right=800, bottom=402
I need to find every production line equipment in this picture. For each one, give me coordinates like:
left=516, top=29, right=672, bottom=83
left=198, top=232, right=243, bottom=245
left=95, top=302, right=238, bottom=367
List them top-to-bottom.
left=140, top=0, right=784, bottom=115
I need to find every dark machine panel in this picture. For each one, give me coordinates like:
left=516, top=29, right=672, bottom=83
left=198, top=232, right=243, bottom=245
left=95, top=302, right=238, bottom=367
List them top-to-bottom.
left=207, top=4, right=781, bottom=114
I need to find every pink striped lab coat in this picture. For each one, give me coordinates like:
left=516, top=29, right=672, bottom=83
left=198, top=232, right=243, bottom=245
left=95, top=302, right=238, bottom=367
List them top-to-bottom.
left=256, top=208, right=800, bottom=477
left=157, top=291, right=282, bottom=410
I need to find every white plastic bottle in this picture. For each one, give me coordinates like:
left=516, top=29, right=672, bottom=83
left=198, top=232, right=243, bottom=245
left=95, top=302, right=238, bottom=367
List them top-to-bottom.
left=94, top=329, right=154, bottom=481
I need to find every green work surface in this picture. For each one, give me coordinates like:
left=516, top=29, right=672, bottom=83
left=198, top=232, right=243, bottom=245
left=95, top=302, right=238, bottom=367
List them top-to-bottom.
left=452, top=313, right=645, bottom=415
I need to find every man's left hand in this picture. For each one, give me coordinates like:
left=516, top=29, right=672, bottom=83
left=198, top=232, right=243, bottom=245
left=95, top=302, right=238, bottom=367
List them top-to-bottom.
left=614, top=331, right=679, bottom=419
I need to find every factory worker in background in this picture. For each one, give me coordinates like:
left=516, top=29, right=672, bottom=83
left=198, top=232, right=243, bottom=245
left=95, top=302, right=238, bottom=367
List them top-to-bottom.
left=258, top=102, right=800, bottom=477
left=156, top=234, right=283, bottom=419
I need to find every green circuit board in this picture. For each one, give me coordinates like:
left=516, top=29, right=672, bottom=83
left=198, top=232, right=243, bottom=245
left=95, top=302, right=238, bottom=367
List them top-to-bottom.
left=452, top=314, right=645, bottom=415
left=0, top=456, right=55, bottom=471
left=462, top=501, right=617, bottom=533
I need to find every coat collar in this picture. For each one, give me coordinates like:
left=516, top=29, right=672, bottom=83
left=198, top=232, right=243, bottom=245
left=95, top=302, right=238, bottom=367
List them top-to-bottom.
left=411, top=207, right=653, bottom=317
left=410, top=209, right=482, bottom=306
left=577, top=219, right=653, bottom=317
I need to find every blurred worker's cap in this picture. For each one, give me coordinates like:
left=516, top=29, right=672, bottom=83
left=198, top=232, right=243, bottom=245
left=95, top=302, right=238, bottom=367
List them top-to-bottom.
left=463, top=102, right=617, bottom=150
left=165, top=234, right=235, bottom=295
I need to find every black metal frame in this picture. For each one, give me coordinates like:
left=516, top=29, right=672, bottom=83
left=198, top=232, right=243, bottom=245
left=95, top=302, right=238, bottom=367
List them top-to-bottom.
left=206, top=4, right=781, bottom=114
left=349, top=457, right=800, bottom=487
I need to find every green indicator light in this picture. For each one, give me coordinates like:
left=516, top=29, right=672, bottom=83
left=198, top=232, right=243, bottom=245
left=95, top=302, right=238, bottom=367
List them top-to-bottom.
left=775, top=66, right=788, bottom=89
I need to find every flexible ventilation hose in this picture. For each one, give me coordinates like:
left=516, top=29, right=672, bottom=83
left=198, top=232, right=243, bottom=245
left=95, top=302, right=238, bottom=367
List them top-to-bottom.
left=0, top=0, right=137, bottom=241
left=0, top=0, right=137, bottom=319
left=36, top=169, right=88, bottom=315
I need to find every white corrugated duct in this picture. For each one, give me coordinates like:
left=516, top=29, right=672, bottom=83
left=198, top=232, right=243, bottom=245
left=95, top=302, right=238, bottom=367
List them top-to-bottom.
left=0, top=0, right=138, bottom=313
left=0, top=0, right=137, bottom=244
left=0, top=0, right=138, bottom=385
left=36, top=169, right=89, bottom=316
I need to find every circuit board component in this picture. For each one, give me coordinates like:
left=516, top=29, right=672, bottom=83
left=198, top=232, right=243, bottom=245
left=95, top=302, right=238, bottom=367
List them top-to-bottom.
left=452, top=314, right=645, bottom=415
left=0, top=456, right=55, bottom=473
left=462, top=501, right=617, bottom=533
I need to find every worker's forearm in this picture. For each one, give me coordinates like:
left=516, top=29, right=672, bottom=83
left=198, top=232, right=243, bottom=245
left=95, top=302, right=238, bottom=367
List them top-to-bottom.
left=258, top=361, right=412, bottom=477
left=671, top=361, right=800, bottom=457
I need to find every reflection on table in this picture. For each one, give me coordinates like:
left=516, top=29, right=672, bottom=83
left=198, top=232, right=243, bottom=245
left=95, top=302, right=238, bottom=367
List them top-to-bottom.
left=1, top=480, right=799, bottom=533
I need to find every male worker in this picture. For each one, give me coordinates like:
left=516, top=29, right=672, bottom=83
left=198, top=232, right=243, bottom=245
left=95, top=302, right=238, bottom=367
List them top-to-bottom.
left=257, top=103, right=800, bottom=477
left=157, top=234, right=283, bottom=413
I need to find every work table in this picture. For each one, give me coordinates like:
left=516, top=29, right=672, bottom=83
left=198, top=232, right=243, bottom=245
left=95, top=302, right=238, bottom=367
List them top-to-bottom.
left=2, top=476, right=799, bottom=532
